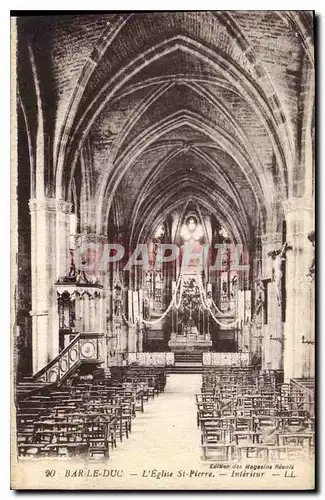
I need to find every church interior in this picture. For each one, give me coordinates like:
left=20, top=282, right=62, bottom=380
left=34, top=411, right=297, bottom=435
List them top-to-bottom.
left=14, top=12, right=315, bottom=464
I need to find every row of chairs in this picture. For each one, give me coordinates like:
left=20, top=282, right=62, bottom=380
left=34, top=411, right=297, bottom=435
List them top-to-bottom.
left=16, top=366, right=167, bottom=459
left=197, top=368, right=315, bottom=461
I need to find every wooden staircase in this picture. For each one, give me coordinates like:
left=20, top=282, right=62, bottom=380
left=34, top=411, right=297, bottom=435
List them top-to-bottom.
left=16, top=333, right=105, bottom=399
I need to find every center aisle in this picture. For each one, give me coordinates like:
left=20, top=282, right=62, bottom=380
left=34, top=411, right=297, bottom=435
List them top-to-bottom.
left=107, top=373, right=202, bottom=469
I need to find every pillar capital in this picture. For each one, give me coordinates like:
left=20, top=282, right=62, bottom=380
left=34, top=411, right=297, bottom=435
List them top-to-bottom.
left=29, top=197, right=72, bottom=214
left=75, top=232, right=108, bottom=246
left=260, top=232, right=282, bottom=246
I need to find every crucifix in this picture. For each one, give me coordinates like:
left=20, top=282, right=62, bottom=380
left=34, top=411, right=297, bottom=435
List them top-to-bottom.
left=267, top=242, right=291, bottom=306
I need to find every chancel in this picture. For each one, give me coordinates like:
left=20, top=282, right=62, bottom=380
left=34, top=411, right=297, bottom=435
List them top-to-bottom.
left=13, top=12, right=315, bottom=470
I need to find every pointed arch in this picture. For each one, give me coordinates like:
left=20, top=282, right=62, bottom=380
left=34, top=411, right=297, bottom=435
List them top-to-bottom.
left=56, top=34, right=290, bottom=204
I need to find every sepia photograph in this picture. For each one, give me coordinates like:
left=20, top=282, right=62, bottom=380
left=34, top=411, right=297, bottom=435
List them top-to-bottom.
left=10, top=10, right=315, bottom=490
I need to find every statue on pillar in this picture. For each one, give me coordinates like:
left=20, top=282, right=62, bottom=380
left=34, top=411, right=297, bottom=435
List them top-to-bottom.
left=307, top=230, right=315, bottom=279
left=268, top=242, right=290, bottom=306
left=68, top=250, right=77, bottom=278
left=76, top=257, right=100, bottom=285
left=145, top=270, right=152, bottom=288
left=230, top=275, right=238, bottom=299
left=253, top=279, right=265, bottom=319
left=222, top=280, right=228, bottom=299
left=113, top=285, right=123, bottom=317
left=206, top=289, right=212, bottom=307
left=143, top=298, right=150, bottom=320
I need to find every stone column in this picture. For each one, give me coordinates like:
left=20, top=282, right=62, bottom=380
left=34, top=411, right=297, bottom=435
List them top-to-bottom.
left=283, top=197, right=314, bottom=381
left=29, top=198, right=71, bottom=374
left=56, top=202, right=72, bottom=278
left=260, top=232, right=283, bottom=372
left=126, top=289, right=135, bottom=352
left=138, top=289, right=143, bottom=352
left=96, top=291, right=105, bottom=334
left=74, top=292, right=82, bottom=332
left=83, top=294, right=90, bottom=331
left=89, top=295, right=96, bottom=332
left=241, top=324, right=250, bottom=353
left=127, top=326, right=137, bottom=353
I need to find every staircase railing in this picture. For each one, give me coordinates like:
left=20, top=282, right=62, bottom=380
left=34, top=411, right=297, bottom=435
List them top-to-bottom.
left=33, top=333, right=104, bottom=385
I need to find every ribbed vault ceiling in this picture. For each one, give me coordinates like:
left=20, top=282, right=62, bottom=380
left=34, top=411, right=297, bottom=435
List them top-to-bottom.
left=17, top=12, right=314, bottom=243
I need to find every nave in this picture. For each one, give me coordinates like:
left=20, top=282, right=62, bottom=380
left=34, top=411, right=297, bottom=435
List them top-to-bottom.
left=13, top=14, right=315, bottom=490
left=16, top=366, right=314, bottom=467
left=101, top=374, right=201, bottom=469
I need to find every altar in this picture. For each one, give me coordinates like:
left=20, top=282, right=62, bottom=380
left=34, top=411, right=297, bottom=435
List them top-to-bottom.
left=168, top=268, right=213, bottom=353
left=168, top=320, right=212, bottom=353
left=168, top=332, right=212, bottom=353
